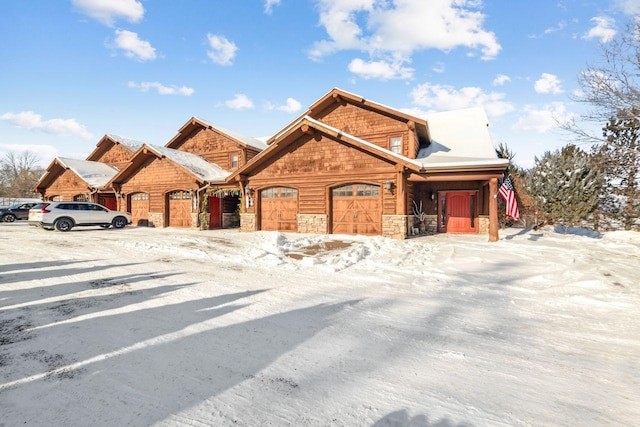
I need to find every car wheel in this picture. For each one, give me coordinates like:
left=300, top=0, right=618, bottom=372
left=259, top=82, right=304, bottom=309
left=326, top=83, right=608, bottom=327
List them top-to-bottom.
left=3, top=214, right=16, bottom=222
left=112, top=216, right=127, bottom=229
left=55, top=218, right=73, bottom=232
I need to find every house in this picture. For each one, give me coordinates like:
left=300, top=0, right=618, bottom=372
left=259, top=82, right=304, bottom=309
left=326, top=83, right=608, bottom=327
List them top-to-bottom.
left=228, top=88, right=508, bottom=241
left=32, top=89, right=508, bottom=240
left=165, top=117, right=267, bottom=229
left=34, top=134, right=145, bottom=209
left=107, top=144, right=230, bottom=227
left=33, top=157, right=120, bottom=208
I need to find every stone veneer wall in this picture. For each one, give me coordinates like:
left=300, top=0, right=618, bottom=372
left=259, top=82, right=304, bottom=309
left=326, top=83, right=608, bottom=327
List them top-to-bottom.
left=148, top=212, right=163, bottom=228
left=191, top=213, right=199, bottom=229
left=240, top=213, right=256, bottom=232
left=297, top=214, right=328, bottom=234
left=424, top=214, right=438, bottom=233
left=382, top=215, right=409, bottom=239
left=478, top=215, right=489, bottom=234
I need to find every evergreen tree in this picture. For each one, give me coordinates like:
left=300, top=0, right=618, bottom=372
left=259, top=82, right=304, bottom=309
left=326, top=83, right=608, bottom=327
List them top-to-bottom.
left=596, top=109, right=640, bottom=230
left=527, top=145, right=602, bottom=226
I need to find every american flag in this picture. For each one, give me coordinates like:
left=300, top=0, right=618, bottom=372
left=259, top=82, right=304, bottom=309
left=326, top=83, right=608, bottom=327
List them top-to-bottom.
left=499, top=175, right=520, bottom=221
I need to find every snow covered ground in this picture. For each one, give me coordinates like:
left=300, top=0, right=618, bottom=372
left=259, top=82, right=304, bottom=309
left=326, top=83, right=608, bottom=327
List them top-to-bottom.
left=0, top=222, right=638, bottom=426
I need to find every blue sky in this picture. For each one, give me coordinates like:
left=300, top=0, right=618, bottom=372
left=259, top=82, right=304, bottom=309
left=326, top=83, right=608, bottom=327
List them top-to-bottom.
left=1, top=0, right=638, bottom=169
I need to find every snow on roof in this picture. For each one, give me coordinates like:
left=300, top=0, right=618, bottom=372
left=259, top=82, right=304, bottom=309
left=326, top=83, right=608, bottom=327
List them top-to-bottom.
left=417, top=107, right=508, bottom=169
left=193, top=117, right=268, bottom=151
left=107, top=134, right=146, bottom=151
left=146, top=145, right=231, bottom=182
left=57, top=157, right=119, bottom=188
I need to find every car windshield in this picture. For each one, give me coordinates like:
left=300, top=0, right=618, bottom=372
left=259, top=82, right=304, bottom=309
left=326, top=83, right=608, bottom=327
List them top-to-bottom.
left=31, top=203, right=49, bottom=210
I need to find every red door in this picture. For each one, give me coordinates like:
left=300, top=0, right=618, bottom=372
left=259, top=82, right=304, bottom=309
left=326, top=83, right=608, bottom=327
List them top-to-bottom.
left=439, top=191, right=477, bottom=233
left=100, top=195, right=117, bottom=210
left=209, top=196, right=221, bottom=229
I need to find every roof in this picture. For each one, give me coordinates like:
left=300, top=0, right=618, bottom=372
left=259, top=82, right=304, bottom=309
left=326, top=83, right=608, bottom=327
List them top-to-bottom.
left=417, top=107, right=509, bottom=171
left=166, top=117, right=267, bottom=151
left=193, top=117, right=268, bottom=151
left=85, top=134, right=147, bottom=162
left=106, top=134, right=146, bottom=152
left=145, top=145, right=231, bottom=182
left=56, top=157, right=120, bottom=188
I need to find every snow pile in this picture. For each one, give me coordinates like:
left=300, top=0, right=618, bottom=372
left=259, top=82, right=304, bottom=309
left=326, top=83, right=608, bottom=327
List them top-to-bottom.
left=1, top=224, right=639, bottom=426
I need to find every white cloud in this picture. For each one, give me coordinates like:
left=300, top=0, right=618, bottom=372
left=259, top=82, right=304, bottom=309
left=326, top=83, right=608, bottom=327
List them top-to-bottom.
left=71, top=0, right=144, bottom=26
left=264, top=0, right=282, bottom=14
left=309, top=0, right=501, bottom=66
left=583, top=16, right=617, bottom=43
left=112, top=30, right=156, bottom=61
left=207, top=34, right=237, bottom=66
left=347, top=57, right=414, bottom=80
left=432, top=62, right=446, bottom=74
left=534, top=73, right=563, bottom=94
left=493, top=74, right=511, bottom=86
left=128, top=81, right=194, bottom=96
left=410, top=83, right=514, bottom=117
left=226, top=94, right=254, bottom=110
left=276, top=98, right=302, bottom=113
left=513, top=103, right=574, bottom=133
left=1, top=111, right=93, bottom=140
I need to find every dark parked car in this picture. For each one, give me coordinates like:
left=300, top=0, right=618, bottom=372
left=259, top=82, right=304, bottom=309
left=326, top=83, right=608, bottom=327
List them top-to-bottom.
left=0, top=202, right=40, bottom=222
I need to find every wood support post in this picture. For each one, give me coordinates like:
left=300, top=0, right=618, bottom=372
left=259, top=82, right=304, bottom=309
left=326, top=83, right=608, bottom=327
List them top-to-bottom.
left=395, top=165, right=407, bottom=215
left=489, top=177, right=499, bottom=242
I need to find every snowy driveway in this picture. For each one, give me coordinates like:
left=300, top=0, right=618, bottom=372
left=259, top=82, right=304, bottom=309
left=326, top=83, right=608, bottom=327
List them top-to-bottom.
left=1, top=223, right=639, bottom=426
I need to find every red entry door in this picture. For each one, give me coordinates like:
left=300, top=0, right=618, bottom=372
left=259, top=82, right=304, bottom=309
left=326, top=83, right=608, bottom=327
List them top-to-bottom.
left=440, top=191, right=477, bottom=233
left=100, top=195, right=117, bottom=211
left=208, top=196, right=221, bottom=229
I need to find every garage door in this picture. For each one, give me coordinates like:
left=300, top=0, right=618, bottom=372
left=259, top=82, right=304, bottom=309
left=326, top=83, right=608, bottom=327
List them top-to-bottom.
left=332, top=184, right=381, bottom=235
left=260, top=187, right=298, bottom=231
left=168, top=190, right=192, bottom=228
left=130, top=192, right=149, bottom=226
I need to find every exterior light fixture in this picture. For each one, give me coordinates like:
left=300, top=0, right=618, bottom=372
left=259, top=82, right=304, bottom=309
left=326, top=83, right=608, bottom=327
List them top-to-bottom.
left=385, top=179, right=394, bottom=192
left=245, top=186, right=253, bottom=196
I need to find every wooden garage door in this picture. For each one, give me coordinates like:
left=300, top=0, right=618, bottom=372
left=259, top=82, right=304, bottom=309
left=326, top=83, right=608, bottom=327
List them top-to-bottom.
left=332, top=184, right=381, bottom=235
left=260, top=187, right=298, bottom=231
left=168, top=190, right=192, bottom=228
left=130, top=192, right=149, bottom=226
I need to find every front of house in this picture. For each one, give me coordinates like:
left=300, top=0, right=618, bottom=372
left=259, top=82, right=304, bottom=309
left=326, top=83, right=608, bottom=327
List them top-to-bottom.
left=33, top=88, right=507, bottom=240
left=229, top=88, right=508, bottom=240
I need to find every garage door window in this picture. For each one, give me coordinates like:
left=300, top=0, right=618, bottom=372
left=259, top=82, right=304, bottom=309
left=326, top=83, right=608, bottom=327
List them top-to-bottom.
left=333, top=184, right=379, bottom=197
left=169, top=191, right=191, bottom=200
left=131, top=192, right=149, bottom=201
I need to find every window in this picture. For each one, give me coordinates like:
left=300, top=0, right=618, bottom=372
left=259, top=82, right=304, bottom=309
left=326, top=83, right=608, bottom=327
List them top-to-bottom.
left=389, top=137, right=402, bottom=154
left=230, top=154, right=239, bottom=169
left=333, top=184, right=379, bottom=197
left=356, top=184, right=379, bottom=197
left=261, top=187, right=297, bottom=198
left=280, top=187, right=297, bottom=198
left=169, top=191, right=190, bottom=200
left=131, top=192, right=149, bottom=201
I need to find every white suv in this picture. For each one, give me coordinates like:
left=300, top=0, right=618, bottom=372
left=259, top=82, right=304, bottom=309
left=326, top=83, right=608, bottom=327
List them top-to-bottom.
left=29, top=202, right=132, bottom=232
